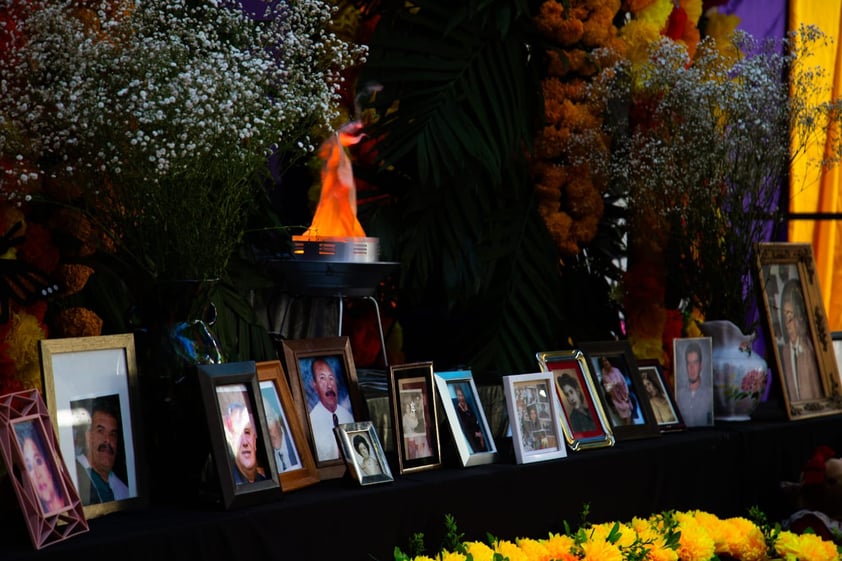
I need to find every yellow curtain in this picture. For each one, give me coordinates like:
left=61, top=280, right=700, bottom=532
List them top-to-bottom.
left=788, top=2, right=842, bottom=330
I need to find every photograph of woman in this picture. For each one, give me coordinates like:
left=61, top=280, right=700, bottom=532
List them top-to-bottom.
left=597, top=357, right=643, bottom=426
left=640, top=368, right=677, bottom=425
left=555, top=372, right=597, bottom=435
left=14, top=420, right=68, bottom=515
left=353, top=434, right=382, bottom=476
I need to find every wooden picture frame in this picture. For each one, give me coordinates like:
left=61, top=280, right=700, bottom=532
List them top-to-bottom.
left=755, top=242, right=842, bottom=419
left=39, top=333, right=146, bottom=519
left=280, top=336, right=365, bottom=480
left=672, top=337, right=715, bottom=427
left=579, top=341, right=661, bottom=440
left=537, top=350, right=614, bottom=451
left=637, top=359, right=684, bottom=432
left=256, top=360, right=319, bottom=492
left=197, top=361, right=282, bottom=510
left=388, top=361, right=442, bottom=474
left=433, top=369, right=497, bottom=467
left=502, top=371, right=567, bottom=464
left=0, top=390, right=88, bottom=549
left=335, top=421, right=394, bottom=486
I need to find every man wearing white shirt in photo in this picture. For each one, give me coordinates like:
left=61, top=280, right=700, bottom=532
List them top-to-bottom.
left=308, top=358, right=354, bottom=462
left=267, top=410, right=300, bottom=473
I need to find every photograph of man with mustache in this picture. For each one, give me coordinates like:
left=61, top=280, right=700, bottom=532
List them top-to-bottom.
left=306, top=357, right=354, bottom=463
left=74, top=395, right=129, bottom=505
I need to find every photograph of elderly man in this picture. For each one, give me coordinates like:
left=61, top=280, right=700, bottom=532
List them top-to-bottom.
left=305, top=356, right=354, bottom=463
left=73, top=395, right=130, bottom=505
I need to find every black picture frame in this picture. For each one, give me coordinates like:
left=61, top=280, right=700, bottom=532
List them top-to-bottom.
left=579, top=341, right=661, bottom=441
left=637, top=359, right=685, bottom=432
left=197, top=361, right=281, bottom=510
left=387, top=361, right=442, bottom=474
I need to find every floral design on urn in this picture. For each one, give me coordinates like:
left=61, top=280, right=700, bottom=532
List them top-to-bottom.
left=698, top=320, right=769, bottom=421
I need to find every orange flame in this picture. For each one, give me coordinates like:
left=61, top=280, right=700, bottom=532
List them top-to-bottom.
left=300, top=122, right=366, bottom=239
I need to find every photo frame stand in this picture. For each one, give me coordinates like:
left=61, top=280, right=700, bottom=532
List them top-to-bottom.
left=0, top=390, right=88, bottom=550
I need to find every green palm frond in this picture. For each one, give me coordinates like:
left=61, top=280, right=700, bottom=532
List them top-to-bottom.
left=360, top=0, right=537, bottom=190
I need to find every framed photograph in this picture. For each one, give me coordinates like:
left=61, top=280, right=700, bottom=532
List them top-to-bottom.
left=756, top=242, right=842, bottom=419
left=833, top=332, right=842, bottom=388
left=40, top=333, right=146, bottom=519
left=280, top=336, right=365, bottom=480
left=672, top=337, right=715, bottom=427
left=579, top=341, right=661, bottom=440
left=537, top=350, right=614, bottom=451
left=637, top=359, right=684, bottom=432
left=256, top=360, right=319, bottom=492
left=197, top=361, right=281, bottom=510
left=388, top=361, right=442, bottom=474
left=433, top=369, right=497, bottom=467
left=502, top=371, right=567, bottom=464
left=0, top=390, right=88, bottom=549
left=334, top=421, right=394, bottom=486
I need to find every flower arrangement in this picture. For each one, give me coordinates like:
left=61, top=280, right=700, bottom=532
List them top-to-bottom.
left=0, top=0, right=366, bottom=282
left=580, top=22, right=842, bottom=337
left=396, top=510, right=841, bottom=561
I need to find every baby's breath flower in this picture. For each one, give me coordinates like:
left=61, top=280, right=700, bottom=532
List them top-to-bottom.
left=0, top=0, right=366, bottom=280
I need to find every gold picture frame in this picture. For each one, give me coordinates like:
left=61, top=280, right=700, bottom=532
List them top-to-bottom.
left=755, top=242, right=842, bottom=419
left=39, top=333, right=146, bottom=520
left=537, top=349, right=614, bottom=451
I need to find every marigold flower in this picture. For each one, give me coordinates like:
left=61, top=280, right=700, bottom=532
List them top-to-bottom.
left=56, top=263, right=95, bottom=296
left=53, top=307, right=104, bottom=338
left=515, top=537, right=551, bottom=561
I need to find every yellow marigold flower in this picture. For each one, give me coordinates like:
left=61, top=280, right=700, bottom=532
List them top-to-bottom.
left=636, top=0, right=673, bottom=26
left=702, top=8, right=741, bottom=63
left=620, top=19, right=663, bottom=68
left=674, top=511, right=716, bottom=561
left=723, top=517, right=767, bottom=561
left=632, top=521, right=679, bottom=561
left=776, top=531, right=840, bottom=561
left=543, top=532, right=577, bottom=560
left=516, top=537, right=551, bottom=561
left=580, top=537, right=623, bottom=561
left=495, top=539, right=527, bottom=561
left=464, top=541, right=494, bottom=561
left=438, top=551, right=467, bottom=561
left=410, top=556, right=436, bottom=561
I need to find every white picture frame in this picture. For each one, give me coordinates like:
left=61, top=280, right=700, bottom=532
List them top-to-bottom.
left=434, top=369, right=497, bottom=467
left=502, top=371, right=567, bottom=464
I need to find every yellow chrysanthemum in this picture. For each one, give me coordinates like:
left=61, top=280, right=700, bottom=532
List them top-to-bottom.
left=635, top=0, right=673, bottom=29
left=703, top=8, right=741, bottom=63
left=619, top=19, right=664, bottom=68
left=674, top=511, right=716, bottom=561
left=722, top=517, right=767, bottom=561
left=634, top=523, right=679, bottom=561
left=775, top=531, right=840, bottom=561
left=543, top=532, right=577, bottom=560
left=516, top=537, right=551, bottom=561
left=580, top=537, right=623, bottom=561
left=495, top=539, right=528, bottom=561
left=464, top=541, right=495, bottom=561
left=438, top=550, right=467, bottom=561
left=410, top=556, right=436, bottom=561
